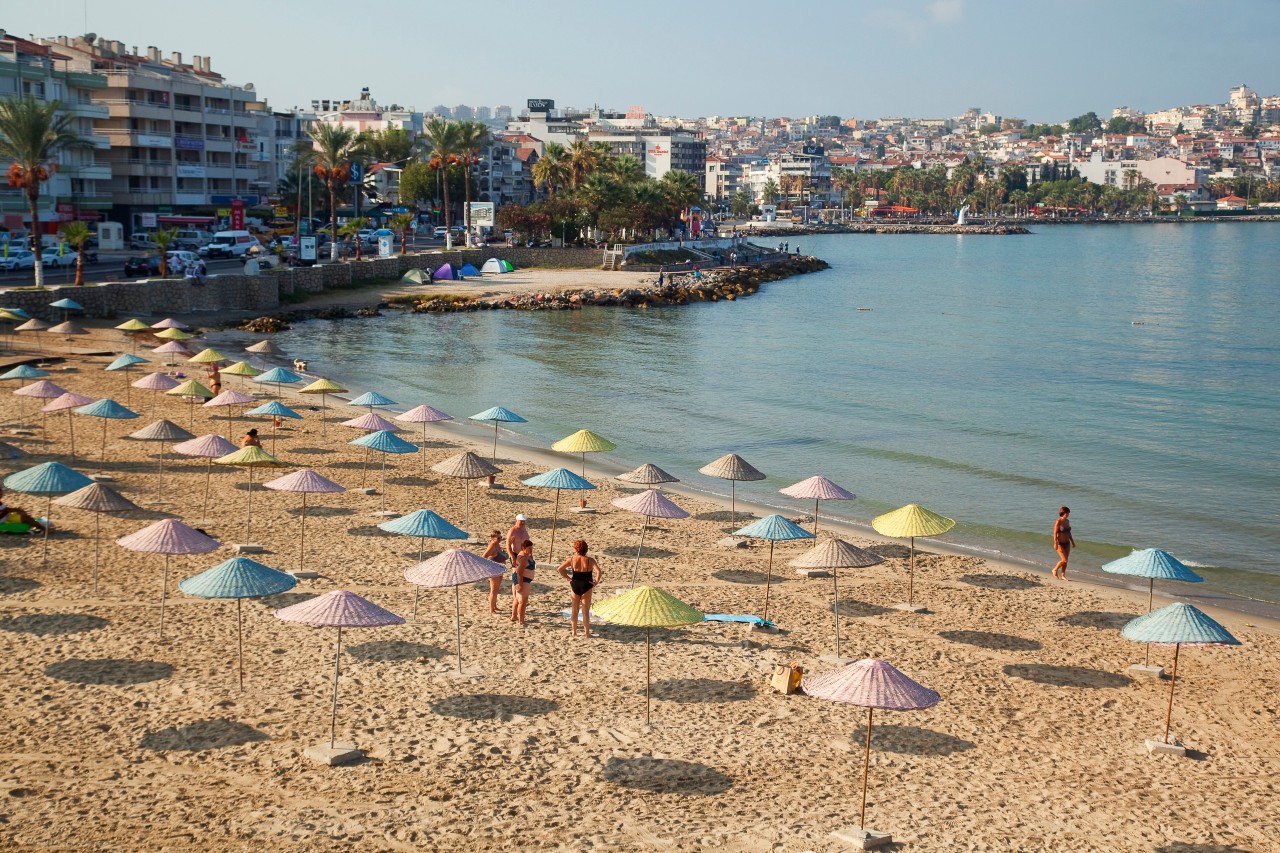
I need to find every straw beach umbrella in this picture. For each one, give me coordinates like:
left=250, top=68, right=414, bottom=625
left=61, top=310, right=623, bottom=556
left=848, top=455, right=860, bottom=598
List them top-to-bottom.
left=15, top=317, right=51, bottom=353
left=114, top=318, right=151, bottom=352
left=46, top=320, right=88, bottom=356
left=244, top=338, right=279, bottom=356
left=104, top=353, right=148, bottom=405
left=221, top=360, right=263, bottom=389
left=253, top=366, right=303, bottom=400
left=131, top=372, right=181, bottom=413
left=298, top=377, right=347, bottom=436
left=14, top=378, right=66, bottom=432
left=165, top=379, right=213, bottom=429
left=202, top=389, right=256, bottom=429
left=348, top=390, right=396, bottom=413
left=41, top=392, right=96, bottom=458
left=74, top=398, right=139, bottom=473
left=246, top=400, right=301, bottom=454
left=395, top=404, right=453, bottom=472
left=469, top=405, right=527, bottom=463
left=129, top=419, right=195, bottom=490
left=551, top=428, right=617, bottom=478
left=349, top=430, right=418, bottom=512
left=171, top=433, right=238, bottom=519
left=213, top=445, right=288, bottom=537
left=432, top=451, right=500, bottom=532
left=699, top=453, right=765, bottom=529
left=4, top=461, right=93, bottom=563
left=617, top=463, right=679, bottom=490
left=522, top=467, right=595, bottom=561
left=263, top=468, right=345, bottom=574
left=780, top=475, right=857, bottom=540
left=54, top=483, right=139, bottom=594
left=611, top=489, right=690, bottom=585
left=871, top=503, right=955, bottom=611
left=383, top=512, right=470, bottom=619
left=733, top=514, right=816, bottom=626
left=116, top=518, right=220, bottom=639
left=790, top=538, right=884, bottom=661
left=405, top=548, right=505, bottom=671
left=1103, top=548, right=1204, bottom=669
left=180, top=556, right=297, bottom=690
left=591, top=586, right=704, bottom=724
left=274, top=590, right=404, bottom=757
left=1121, top=603, right=1240, bottom=750
left=803, top=658, right=940, bottom=839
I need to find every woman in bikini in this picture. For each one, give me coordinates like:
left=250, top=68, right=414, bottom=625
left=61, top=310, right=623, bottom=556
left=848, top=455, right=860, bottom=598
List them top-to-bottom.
left=1053, top=506, right=1075, bottom=580
left=482, top=529, right=507, bottom=614
left=510, top=539, right=535, bottom=625
left=557, top=539, right=603, bottom=638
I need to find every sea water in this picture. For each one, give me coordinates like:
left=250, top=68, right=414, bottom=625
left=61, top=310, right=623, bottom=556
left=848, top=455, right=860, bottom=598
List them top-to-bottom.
left=270, top=223, right=1280, bottom=606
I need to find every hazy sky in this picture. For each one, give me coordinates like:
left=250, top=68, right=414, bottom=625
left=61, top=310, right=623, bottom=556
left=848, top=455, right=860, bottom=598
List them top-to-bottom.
left=7, top=1, right=1279, bottom=121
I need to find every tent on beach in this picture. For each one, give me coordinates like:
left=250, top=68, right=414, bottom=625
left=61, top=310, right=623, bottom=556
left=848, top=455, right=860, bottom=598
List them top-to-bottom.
left=481, top=258, right=514, bottom=274
left=432, top=263, right=456, bottom=280
left=459, top=263, right=480, bottom=277
left=401, top=269, right=430, bottom=284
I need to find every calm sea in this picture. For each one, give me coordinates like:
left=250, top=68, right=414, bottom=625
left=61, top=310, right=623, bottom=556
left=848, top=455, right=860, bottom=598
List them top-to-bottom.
left=269, top=223, right=1280, bottom=607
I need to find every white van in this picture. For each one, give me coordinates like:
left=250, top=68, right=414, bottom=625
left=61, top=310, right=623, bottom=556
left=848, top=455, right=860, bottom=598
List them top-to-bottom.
left=174, top=229, right=212, bottom=250
left=199, top=230, right=262, bottom=258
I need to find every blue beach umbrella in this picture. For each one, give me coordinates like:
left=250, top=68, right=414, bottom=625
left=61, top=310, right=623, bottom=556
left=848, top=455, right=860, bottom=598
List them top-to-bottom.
left=48, top=298, right=84, bottom=322
left=2, top=307, right=31, bottom=318
left=105, top=353, right=148, bottom=405
left=1, top=363, right=49, bottom=381
left=253, top=366, right=303, bottom=400
left=349, top=390, right=397, bottom=412
left=75, top=398, right=141, bottom=474
left=246, top=400, right=302, bottom=454
left=469, top=406, right=527, bottom=462
left=350, top=430, right=418, bottom=512
left=5, top=461, right=94, bottom=563
left=522, top=467, right=595, bottom=562
left=378, top=509, right=469, bottom=619
left=733, top=514, right=817, bottom=625
left=1103, top=547, right=1205, bottom=667
left=181, top=556, right=298, bottom=691
left=1121, top=602, right=1240, bottom=745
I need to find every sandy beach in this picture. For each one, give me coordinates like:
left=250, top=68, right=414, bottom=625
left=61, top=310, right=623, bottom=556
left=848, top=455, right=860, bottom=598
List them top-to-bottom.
left=0, top=323, right=1277, bottom=852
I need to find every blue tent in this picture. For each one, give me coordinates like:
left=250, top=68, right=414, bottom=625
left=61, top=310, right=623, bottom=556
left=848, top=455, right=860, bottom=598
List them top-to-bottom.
left=432, top=263, right=456, bottom=280
left=459, top=263, right=480, bottom=277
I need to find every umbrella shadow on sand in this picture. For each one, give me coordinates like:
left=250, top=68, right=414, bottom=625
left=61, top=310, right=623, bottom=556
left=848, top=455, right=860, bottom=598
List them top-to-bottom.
left=288, top=447, right=338, bottom=456
left=385, top=475, right=437, bottom=488
left=485, top=491, right=551, bottom=505
left=286, top=505, right=354, bottom=518
left=694, top=510, right=754, bottom=523
left=345, top=524, right=388, bottom=537
left=867, top=543, right=911, bottom=560
left=604, top=544, right=675, bottom=560
left=712, top=569, right=770, bottom=585
left=958, top=573, right=1041, bottom=590
left=0, top=576, right=42, bottom=595
left=256, top=591, right=315, bottom=610
left=835, top=599, right=893, bottom=618
left=1058, top=611, right=1135, bottom=630
left=0, top=613, right=108, bottom=636
left=938, top=630, right=1042, bottom=652
left=345, top=640, right=448, bottom=662
left=45, top=658, right=173, bottom=685
left=1003, top=663, right=1132, bottom=688
left=649, top=678, right=756, bottom=703
left=430, top=693, right=559, bottom=720
left=140, top=719, right=269, bottom=752
left=872, top=724, right=976, bottom=756
left=602, top=757, right=733, bottom=795
left=1155, top=845, right=1253, bottom=852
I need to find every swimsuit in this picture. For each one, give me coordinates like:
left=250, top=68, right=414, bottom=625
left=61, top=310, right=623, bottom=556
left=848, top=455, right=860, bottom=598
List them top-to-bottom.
left=1056, top=520, right=1072, bottom=546
left=512, top=558, right=534, bottom=586
left=570, top=571, right=594, bottom=596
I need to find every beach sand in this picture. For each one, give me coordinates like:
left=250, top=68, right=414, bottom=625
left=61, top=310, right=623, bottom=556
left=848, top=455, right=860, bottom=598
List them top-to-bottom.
left=0, top=330, right=1277, bottom=852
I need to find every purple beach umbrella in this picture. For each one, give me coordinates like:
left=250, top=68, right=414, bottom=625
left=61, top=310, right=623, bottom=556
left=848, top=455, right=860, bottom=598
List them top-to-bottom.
left=779, top=475, right=857, bottom=541
left=116, top=518, right=221, bottom=639
left=405, top=548, right=505, bottom=672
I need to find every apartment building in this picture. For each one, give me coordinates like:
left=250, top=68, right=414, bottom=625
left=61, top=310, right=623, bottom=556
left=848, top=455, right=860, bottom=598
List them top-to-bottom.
left=0, top=33, right=112, bottom=233
left=588, top=128, right=707, bottom=189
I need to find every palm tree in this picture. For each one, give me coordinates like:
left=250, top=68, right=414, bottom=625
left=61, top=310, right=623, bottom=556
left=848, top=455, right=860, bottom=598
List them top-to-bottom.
left=0, top=97, right=86, bottom=289
left=419, top=118, right=460, bottom=245
left=456, top=121, right=491, bottom=244
left=308, top=123, right=361, bottom=260
left=568, top=139, right=605, bottom=189
left=532, top=142, right=569, bottom=199
left=608, top=154, right=646, bottom=186
left=761, top=179, right=781, bottom=205
left=389, top=212, right=415, bottom=255
left=339, top=217, right=368, bottom=261
left=58, top=221, right=92, bottom=286
left=152, top=228, right=178, bottom=277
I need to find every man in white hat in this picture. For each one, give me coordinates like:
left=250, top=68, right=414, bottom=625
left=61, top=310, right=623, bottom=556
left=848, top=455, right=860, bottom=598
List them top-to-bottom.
left=506, top=514, right=530, bottom=568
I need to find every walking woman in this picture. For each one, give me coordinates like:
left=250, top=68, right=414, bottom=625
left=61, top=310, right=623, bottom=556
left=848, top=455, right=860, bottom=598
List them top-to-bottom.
left=1053, top=506, right=1075, bottom=580
left=482, top=529, right=507, bottom=614
left=510, top=539, right=535, bottom=625
left=557, top=539, right=603, bottom=638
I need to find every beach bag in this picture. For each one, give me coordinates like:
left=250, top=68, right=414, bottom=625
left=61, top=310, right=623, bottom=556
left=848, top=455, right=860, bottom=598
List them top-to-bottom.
left=770, top=662, right=804, bottom=695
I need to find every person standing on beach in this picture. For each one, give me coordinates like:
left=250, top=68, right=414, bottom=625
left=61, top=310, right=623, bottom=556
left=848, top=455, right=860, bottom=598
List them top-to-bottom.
left=207, top=363, right=221, bottom=396
left=241, top=428, right=262, bottom=448
left=1053, top=506, right=1075, bottom=579
left=507, top=514, right=530, bottom=568
left=482, top=529, right=507, bottom=614
left=510, top=539, right=535, bottom=625
left=557, top=539, right=603, bottom=638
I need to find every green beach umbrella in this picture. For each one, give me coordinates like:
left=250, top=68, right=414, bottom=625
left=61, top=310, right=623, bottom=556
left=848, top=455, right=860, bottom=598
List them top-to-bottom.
left=298, top=377, right=347, bottom=436
left=213, top=445, right=288, bottom=537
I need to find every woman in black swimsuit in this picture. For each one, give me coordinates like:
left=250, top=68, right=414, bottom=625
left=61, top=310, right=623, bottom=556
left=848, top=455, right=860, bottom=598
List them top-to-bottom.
left=1053, top=506, right=1075, bottom=580
left=510, top=539, right=535, bottom=626
left=557, top=539, right=603, bottom=637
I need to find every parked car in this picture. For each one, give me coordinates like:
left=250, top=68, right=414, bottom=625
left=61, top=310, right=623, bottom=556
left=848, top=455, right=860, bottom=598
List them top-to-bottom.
left=432, top=226, right=448, bottom=239
left=173, top=229, right=212, bottom=250
left=129, top=232, right=159, bottom=251
left=41, top=248, right=78, bottom=267
left=0, top=250, right=38, bottom=271
left=166, top=250, right=201, bottom=273
left=123, top=256, right=162, bottom=277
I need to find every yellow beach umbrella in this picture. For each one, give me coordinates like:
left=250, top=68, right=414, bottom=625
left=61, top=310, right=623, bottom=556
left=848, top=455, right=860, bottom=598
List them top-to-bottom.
left=115, top=318, right=151, bottom=331
left=154, top=327, right=195, bottom=341
left=188, top=348, right=230, bottom=365
left=221, top=360, right=263, bottom=390
left=298, top=377, right=347, bottom=437
left=165, top=379, right=214, bottom=429
left=551, top=428, right=617, bottom=477
left=213, top=445, right=288, bottom=537
left=871, top=503, right=955, bottom=609
left=591, top=585, right=703, bottom=724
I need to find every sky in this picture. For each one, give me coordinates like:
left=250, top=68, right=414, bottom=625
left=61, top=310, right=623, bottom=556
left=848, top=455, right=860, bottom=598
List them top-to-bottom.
left=7, top=0, right=1280, bottom=122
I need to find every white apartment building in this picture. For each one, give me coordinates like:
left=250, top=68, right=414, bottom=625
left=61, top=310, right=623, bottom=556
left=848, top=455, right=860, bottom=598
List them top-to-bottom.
left=1074, top=151, right=1206, bottom=189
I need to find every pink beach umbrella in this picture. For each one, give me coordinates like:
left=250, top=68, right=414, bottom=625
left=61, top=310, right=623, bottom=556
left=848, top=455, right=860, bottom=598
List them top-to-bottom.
left=151, top=318, right=191, bottom=331
left=152, top=340, right=193, bottom=366
left=132, top=372, right=182, bottom=414
left=15, top=379, right=67, bottom=433
left=203, top=389, right=257, bottom=428
left=41, top=392, right=96, bottom=459
left=395, top=404, right=454, bottom=473
left=340, top=412, right=401, bottom=432
left=171, top=433, right=239, bottom=519
left=262, top=468, right=346, bottom=574
left=779, top=475, right=857, bottom=541
left=610, top=489, right=691, bottom=585
left=116, top=518, right=221, bottom=639
left=405, top=549, right=505, bottom=674
left=275, top=591, right=404, bottom=753
left=803, top=659, right=940, bottom=838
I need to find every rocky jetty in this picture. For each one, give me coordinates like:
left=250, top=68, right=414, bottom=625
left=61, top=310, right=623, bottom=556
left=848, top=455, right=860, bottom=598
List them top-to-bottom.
left=748, top=222, right=1028, bottom=236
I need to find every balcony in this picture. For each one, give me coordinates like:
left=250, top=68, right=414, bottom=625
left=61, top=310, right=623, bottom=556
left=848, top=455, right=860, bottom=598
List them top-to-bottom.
left=64, top=100, right=109, bottom=120
left=64, top=164, right=112, bottom=181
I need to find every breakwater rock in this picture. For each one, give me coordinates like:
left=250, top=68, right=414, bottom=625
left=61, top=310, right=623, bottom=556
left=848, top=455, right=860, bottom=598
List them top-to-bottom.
left=748, top=223, right=1028, bottom=236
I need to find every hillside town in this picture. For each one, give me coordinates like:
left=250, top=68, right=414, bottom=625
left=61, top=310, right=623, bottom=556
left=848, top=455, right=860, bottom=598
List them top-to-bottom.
left=3, top=31, right=1279, bottom=243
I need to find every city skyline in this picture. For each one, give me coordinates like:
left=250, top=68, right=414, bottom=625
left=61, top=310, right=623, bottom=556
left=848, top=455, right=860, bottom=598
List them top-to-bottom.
left=5, top=0, right=1279, bottom=122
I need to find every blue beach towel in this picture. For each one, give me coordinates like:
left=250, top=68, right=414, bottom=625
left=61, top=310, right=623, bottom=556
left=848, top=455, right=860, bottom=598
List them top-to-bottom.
left=704, top=613, right=772, bottom=627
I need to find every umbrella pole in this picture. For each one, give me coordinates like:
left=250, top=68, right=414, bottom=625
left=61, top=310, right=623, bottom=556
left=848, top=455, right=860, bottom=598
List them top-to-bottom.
left=320, top=394, right=327, bottom=437
left=68, top=411, right=75, bottom=459
left=99, top=418, right=108, bottom=474
left=421, top=422, right=428, bottom=473
left=492, top=423, right=498, bottom=463
left=158, top=442, right=165, bottom=489
left=360, top=447, right=369, bottom=488
left=581, top=451, right=586, bottom=478
left=379, top=452, right=388, bottom=512
left=203, top=458, right=212, bottom=519
left=246, top=467, right=254, bottom=537
left=464, top=479, right=472, bottom=531
left=730, top=480, right=736, bottom=529
left=548, top=490, right=560, bottom=563
left=299, top=493, right=307, bottom=574
left=42, top=496, right=51, bottom=565
left=813, top=498, right=821, bottom=541
left=631, top=522, right=648, bottom=587
left=908, top=537, right=915, bottom=607
left=761, top=539, right=775, bottom=624
left=159, top=555, right=169, bottom=640
left=833, top=568, right=842, bottom=659
left=1145, top=579, right=1155, bottom=666
left=454, top=584, right=464, bottom=674
left=413, top=585, right=420, bottom=622
left=237, top=598, right=244, bottom=692
left=329, top=627, right=343, bottom=750
left=645, top=627, right=651, bottom=726
left=1164, top=643, right=1180, bottom=744
left=859, top=708, right=873, bottom=829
